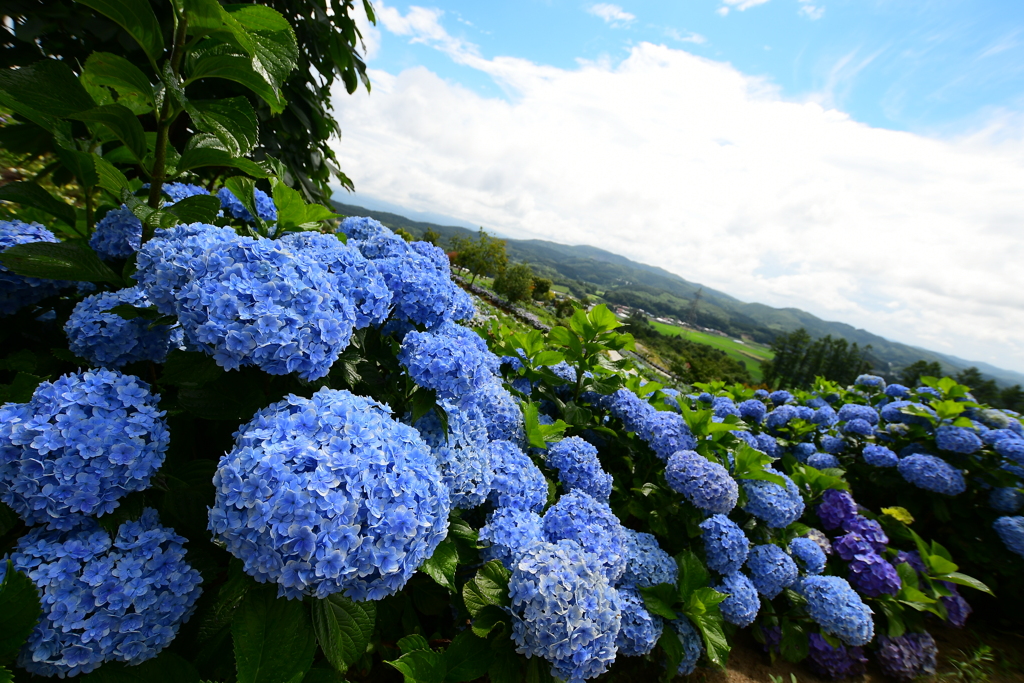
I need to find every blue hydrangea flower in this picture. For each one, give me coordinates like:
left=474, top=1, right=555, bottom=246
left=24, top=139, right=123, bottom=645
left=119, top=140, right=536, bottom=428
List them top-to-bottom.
left=162, top=182, right=209, bottom=203
left=217, top=186, right=277, bottom=222
left=90, top=206, right=142, bottom=260
left=338, top=216, right=387, bottom=241
left=1, top=220, right=69, bottom=314
left=135, top=224, right=356, bottom=381
left=280, top=231, right=392, bottom=329
left=65, top=286, right=183, bottom=368
left=399, top=322, right=495, bottom=408
left=0, top=369, right=169, bottom=529
left=854, top=374, right=885, bottom=389
left=471, top=379, right=525, bottom=444
left=885, top=384, right=911, bottom=399
left=208, top=388, right=450, bottom=601
left=606, top=388, right=657, bottom=434
left=753, top=389, right=769, bottom=399
left=769, top=390, right=793, bottom=405
left=712, top=397, right=739, bottom=418
left=412, top=399, right=492, bottom=509
left=738, top=399, right=767, bottom=424
left=880, top=400, right=935, bottom=425
left=837, top=404, right=879, bottom=426
left=766, top=405, right=799, bottom=431
left=812, top=405, right=839, bottom=428
left=795, top=406, right=815, bottom=421
left=643, top=411, right=698, bottom=461
left=842, top=418, right=874, bottom=436
left=935, top=425, right=983, bottom=454
left=983, top=429, right=1021, bottom=446
left=755, top=433, right=782, bottom=458
left=545, top=436, right=612, bottom=503
left=995, top=438, right=1024, bottom=466
left=487, top=440, right=548, bottom=512
left=790, top=442, right=816, bottom=464
left=863, top=444, right=898, bottom=468
left=665, top=450, right=737, bottom=514
left=814, top=450, right=843, bottom=468
left=898, top=454, right=966, bottom=495
left=742, top=474, right=805, bottom=528
left=989, top=487, right=1024, bottom=514
left=817, top=489, right=858, bottom=530
left=543, top=490, right=628, bottom=582
left=479, top=507, right=544, bottom=568
left=2, top=509, right=202, bottom=677
left=699, top=514, right=749, bottom=575
left=843, top=515, right=887, bottom=547
left=993, top=516, right=1024, bottom=558
left=619, top=530, right=677, bottom=588
left=834, top=533, right=877, bottom=562
left=790, top=537, right=827, bottom=575
left=508, top=540, right=622, bottom=683
left=746, top=544, right=798, bottom=598
left=894, top=549, right=926, bottom=573
left=848, top=552, right=901, bottom=597
left=715, top=572, right=759, bottom=627
left=796, top=575, right=874, bottom=646
left=940, top=583, right=972, bottom=628
left=615, top=585, right=663, bottom=657
left=670, top=617, right=703, bottom=676
left=806, top=633, right=867, bottom=680
left=876, top=633, right=937, bottom=682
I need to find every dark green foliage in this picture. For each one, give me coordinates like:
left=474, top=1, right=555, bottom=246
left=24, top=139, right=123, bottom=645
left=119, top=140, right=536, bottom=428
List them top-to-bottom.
left=449, top=229, right=507, bottom=285
left=493, top=263, right=535, bottom=303
left=531, top=276, right=552, bottom=300
left=761, top=328, right=871, bottom=389
left=899, top=360, right=943, bottom=387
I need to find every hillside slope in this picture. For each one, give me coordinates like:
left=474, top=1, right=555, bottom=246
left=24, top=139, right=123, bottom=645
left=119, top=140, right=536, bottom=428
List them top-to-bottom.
left=331, top=200, right=1021, bottom=387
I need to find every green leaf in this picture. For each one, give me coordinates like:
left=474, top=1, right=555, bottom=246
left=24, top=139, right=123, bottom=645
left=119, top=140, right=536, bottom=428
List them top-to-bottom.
left=76, top=0, right=165, bottom=64
left=225, top=5, right=299, bottom=90
left=187, top=50, right=287, bottom=113
left=83, top=52, right=156, bottom=113
left=0, top=59, right=96, bottom=118
left=193, top=97, right=260, bottom=157
left=69, top=105, right=148, bottom=163
left=178, top=145, right=271, bottom=177
left=56, top=147, right=99, bottom=189
left=94, top=154, right=131, bottom=195
left=271, top=179, right=339, bottom=233
left=0, top=182, right=78, bottom=229
left=167, top=194, right=222, bottom=224
left=0, top=240, right=121, bottom=283
left=587, top=304, right=620, bottom=333
left=533, top=350, right=565, bottom=367
left=0, top=373, right=45, bottom=405
left=0, top=503, right=16, bottom=538
left=881, top=506, right=915, bottom=525
left=421, top=538, right=459, bottom=592
left=675, top=550, right=709, bottom=603
left=926, top=554, right=958, bottom=576
left=0, top=560, right=42, bottom=664
left=462, top=561, right=511, bottom=618
left=935, top=572, right=994, bottom=596
left=639, top=583, right=679, bottom=620
left=232, top=584, right=316, bottom=683
left=690, top=587, right=728, bottom=610
left=311, top=594, right=375, bottom=674
left=876, top=599, right=906, bottom=639
left=470, top=605, right=508, bottom=638
left=692, top=612, right=730, bottom=668
left=779, top=619, right=809, bottom=663
left=657, top=623, right=684, bottom=683
left=443, top=631, right=493, bottom=683
left=399, top=635, right=431, bottom=653
left=487, top=646, right=523, bottom=683
left=81, top=650, right=201, bottom=682
left=387, top=650, right=445, bottom=683
left=0, top=665, right=11, bottom=683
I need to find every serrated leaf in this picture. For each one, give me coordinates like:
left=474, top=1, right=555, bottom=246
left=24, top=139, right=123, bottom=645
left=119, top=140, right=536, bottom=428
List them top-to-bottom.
left=76, top=0, right=165, bottom=63
left=187, top=50, right=287, bottom=113
left=83, top=52, right=156, bottom=113
left=0, top=59, right=96, bottom=118
left=193, top=97, right=259, bottom=156
left=178, top=146, right=271, bottom=177
left=56, top=147, right=100, bottom=189
left=272, top=179, right=339, bottom=233
left=0, top=182, right=78, bottom=230
left=167, top=194, right=221, bottom=224
left=0, top=240, right=120, bottom=283
left=533, top=351, right=565, bottom=367
left=881, top=506, right=914, bottom=525
left=421, top=538, right=459, bottom=592
left=675, top=550, right=709, bottom=603
left=0, top=560, right=42, bottom=664
left=462, top=561, right=511, bottom=618
left=639, top=583, right=679, bottom=620
left=232, top=584, right=316, bottom=683
left=311, top=593, right=375, bottom=674
left=470, top=605, right=508, bottom=638
left=692, top=612, right=730, bottom=668
left=779, top=619, right=809, bottom=663
left=657, top=622, right=684, bottom=683
left=443, top=630, right=493, bottom=682
left=399, top=634, right=431, bottom=654
left=387, top=649, right=445, bottom=683
left=81, top=650, right=201, bottom=682
left=0, top=664, right=11, bottom=683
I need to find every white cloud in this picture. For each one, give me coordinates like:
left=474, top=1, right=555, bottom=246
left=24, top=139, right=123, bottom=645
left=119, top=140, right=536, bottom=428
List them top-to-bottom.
left=721, top=0, right=771, bottom=11
left=798, top=0, right=824, bottom=21
left=587, top=4, right=635, bottom=26
left=716, top=7, right=730, bottom=16
left=333, top=16, right=1024, bottom=373
left=665, top=28, right=707, bottom=45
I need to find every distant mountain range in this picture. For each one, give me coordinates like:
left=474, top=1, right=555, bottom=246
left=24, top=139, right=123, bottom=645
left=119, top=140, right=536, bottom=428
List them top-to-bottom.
left=331, top=199, right=1024, bottom=389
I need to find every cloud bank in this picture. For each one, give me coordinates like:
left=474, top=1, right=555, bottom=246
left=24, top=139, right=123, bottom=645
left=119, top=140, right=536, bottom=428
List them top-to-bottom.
left=331, top=7, right=1024, bottom=373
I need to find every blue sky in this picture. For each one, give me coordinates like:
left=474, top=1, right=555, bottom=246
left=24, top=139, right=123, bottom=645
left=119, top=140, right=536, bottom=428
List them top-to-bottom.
left=331, top=0, right=1024, bottom=374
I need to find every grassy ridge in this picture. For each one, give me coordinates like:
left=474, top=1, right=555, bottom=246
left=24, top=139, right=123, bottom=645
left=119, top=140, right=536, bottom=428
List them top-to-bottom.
left=648, top=320, right=773, bottom=381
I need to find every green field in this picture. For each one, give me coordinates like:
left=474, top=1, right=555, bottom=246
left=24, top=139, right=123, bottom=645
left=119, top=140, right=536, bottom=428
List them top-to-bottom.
left=648, top=320, right=774, bottom=381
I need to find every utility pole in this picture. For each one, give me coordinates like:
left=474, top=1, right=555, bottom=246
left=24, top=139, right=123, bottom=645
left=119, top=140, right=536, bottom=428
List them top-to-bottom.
left=686, top=288, right=703, bottom=338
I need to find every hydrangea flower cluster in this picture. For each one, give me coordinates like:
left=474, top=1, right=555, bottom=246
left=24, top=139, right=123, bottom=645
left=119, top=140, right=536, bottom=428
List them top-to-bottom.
left=161, top=182, right=209, bottom=203
left=217, top=186, right=277, bottom=222
left=90, top=206, right=142, bottom=260
left=1, top=220, right=69, bottom=315
left=135, top=224, right=357, bottom=381
left=65, top=286, right=183, bottom=368
left=399, top=322, right=495, bottom=406
left=0, top=369, right=169, bottom=529
left=854, top=374, right=885, bottom=389
left=474, top=379, right=525, bottom=444
left=208, top=388, right=450, bottom=601
left=606, top=388, right=657, bottom=434
left=738, top=399, right=767, bottom=424
left=412, top=400, right=492, bottom=509
left=837, top=404, right=879, bottom=426
left=642, top=411, right=698, bottom=461
left=935, top=425, right=983, bottom=454
left=545, top=436, right=612, bottom=503
left=487, top=440, right=547, bottom=512
left=862, top=443, right=898, bottom=467
left=665, top=450, right=738, bottom=514
left=808, top=452, right=840, bottom=469
left=898, top=454, right=967, bottom=495
left=742, top=474, right=805, bottom=528
left=989, top=487, right=1024, bottom=513
left=817, top=489, right=858, bottom=530
left=542, top=490, right=628, bottom=582
left=479, top=507, right=543, bottom=568
left=2, top=510, right=202, bottom=677
left=699, top=514, right=749, bottom=575
left=993, top=516, right=1024, bottom=557
left=619, top=530, right=677, bottom=588
left=789, top=537, right=826, bottom=575
left=508, top=540, right=622, bottom=683
left=746, top=544, right=798, bottom=598
left=847, top=552, right=901, bottom=597
left=715, top=572, right=759, bottom=627
left=797, top=575, right=874, bottom=646
left=615, top=585, right=663, bottom=657
left=670, top=617, right=704, bottom=676
left=806, top=633, right=867, bottom=680
left=875, top=633, right=938, bottom=682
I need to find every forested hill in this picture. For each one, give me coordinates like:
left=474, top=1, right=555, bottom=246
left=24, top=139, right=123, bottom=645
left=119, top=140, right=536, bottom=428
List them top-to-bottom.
left=331, top=199, right=1024, bottom=388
